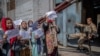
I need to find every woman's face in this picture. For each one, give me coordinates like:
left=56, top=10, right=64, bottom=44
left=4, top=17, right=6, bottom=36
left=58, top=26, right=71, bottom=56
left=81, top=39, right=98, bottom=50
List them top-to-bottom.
left=6, top=20, right=13, bottom=29
left=28, top=20, right=33, bottom=26
left=21, top=21, right=27, bottom=29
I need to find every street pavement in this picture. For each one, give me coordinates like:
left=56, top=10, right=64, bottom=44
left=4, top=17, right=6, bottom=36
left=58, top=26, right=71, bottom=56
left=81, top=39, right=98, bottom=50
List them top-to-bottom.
left=42, top=45, right=100, bottom=56
left=58, top=45, right=100, bottom=56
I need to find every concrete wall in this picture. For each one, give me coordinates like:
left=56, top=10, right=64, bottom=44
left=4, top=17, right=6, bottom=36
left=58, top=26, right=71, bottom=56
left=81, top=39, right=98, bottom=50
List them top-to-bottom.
left=0, top=0, right=7, bottom=17
left=7, top=0, right=54, bottom=21
left=15, top=0, right=33, bottom=21
left=32, top=0, right=54, bottom=21
left=8, top=10, right=15, bottom=20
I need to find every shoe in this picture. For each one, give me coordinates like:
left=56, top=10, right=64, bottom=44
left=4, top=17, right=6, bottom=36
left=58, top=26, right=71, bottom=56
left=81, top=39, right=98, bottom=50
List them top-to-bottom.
left=77, top=47, right=86, bottom=53
left=79, top=47, right=89, bottom=53
left=80, top=49, right=85, bottom=53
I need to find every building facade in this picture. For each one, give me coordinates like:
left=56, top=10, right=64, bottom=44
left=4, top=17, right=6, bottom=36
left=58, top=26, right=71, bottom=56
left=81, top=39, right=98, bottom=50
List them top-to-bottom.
left=1, top=0, right=82, bottom=47
left=1, top=0, right=54, bottom=21
left=55, top=0, right=82, bottom=47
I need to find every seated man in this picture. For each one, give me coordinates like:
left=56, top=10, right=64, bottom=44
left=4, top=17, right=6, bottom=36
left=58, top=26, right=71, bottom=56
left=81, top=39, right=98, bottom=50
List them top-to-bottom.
left=69, top=17, right=97, bottom=51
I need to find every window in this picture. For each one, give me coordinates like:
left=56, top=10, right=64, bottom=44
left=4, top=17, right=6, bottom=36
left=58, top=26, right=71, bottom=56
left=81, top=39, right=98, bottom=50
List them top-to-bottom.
left=7, top=0, right=15, bottom=11
left=55, top=0, right=64, bottom=6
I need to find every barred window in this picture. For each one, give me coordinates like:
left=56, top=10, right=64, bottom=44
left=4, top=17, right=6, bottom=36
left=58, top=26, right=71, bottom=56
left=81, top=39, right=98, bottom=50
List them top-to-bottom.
left=7, top=0, right=15, bottom=11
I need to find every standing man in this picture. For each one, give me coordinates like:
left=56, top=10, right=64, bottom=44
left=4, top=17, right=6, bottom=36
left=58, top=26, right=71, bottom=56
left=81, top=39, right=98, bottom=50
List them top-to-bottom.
left=69, top=17, right=97, bottom=51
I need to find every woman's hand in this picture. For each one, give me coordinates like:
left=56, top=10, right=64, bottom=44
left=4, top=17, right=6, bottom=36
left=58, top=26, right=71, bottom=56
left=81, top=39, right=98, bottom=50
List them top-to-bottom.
left=3, top=34, right=7, bottom=43
left=88, top=34, right=92, bottom=40
left=17, top=35, right=22, bottom=40
left=35, top=35, right=39, bottom=39
left=3, top=38, right=7, bottom=44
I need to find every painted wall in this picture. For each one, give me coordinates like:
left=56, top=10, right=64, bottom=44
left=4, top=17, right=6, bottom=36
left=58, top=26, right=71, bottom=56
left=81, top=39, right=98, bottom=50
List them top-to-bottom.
left=56, top=2, right=82, bottom=46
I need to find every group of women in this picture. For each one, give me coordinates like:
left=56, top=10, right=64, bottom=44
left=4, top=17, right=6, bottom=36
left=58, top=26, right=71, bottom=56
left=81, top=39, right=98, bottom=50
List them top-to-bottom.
left=0, top=13, right=59, bottom=56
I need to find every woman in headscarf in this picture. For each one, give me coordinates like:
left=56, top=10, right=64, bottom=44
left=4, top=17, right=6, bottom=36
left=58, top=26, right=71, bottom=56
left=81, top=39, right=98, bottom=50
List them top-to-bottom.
left=43, top=11, right=59, bottom=56
left=1, top=17, right=20, bottom=56
left=28, top=20, right=33, bottom=27
left=19, top=21, right=32, bottom=56
left=31, top=25, right=39, bottom=56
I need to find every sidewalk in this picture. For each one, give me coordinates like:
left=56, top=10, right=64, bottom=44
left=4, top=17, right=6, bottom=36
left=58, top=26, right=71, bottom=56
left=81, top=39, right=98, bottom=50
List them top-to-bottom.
left=42, top=45, right=100, bottom=56
left=58, top=45, right=89, bottom=56
left=58, top=45, right=100, bottom=56
left=59, top=51, right=88, bottom=56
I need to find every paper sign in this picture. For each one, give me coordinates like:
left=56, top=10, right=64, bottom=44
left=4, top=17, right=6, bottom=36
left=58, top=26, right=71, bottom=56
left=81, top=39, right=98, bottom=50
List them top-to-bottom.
left=45, top=11, right=57, bottom=20
left=14, top=19, right=22, bottom=25
left=32, top=22, right=38, bottom=31
left=6, top=28, right=19, bottom=40
left=34, top=28, right=44, bottom=37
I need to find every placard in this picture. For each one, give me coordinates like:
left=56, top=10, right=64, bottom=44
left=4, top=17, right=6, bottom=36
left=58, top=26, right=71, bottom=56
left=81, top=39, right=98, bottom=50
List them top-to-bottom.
left=46, top=11, right=57, bottom=20
left=14, top=19, right=22, bottom=25
left=5, top=28, right=19, bottom=40
left=34, top=28, right=44, bottom=37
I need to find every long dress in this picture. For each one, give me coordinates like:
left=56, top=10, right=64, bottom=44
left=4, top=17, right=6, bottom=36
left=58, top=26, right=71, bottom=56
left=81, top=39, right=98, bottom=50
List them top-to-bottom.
left=46, top=24, right=58, bottom=56
left=51, top=26, right=58, bottom=56
left=4, top=28, right=19, bottom=56
left=19, top=29, right=32, bottom=56
left=46, top=30, right=54, bottom=55
left=31, top=32, right=38, bottom=56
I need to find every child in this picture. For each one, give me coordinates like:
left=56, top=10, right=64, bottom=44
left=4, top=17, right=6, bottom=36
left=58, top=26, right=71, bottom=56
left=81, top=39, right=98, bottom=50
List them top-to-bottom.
left=1, top=18, right=20, bottom=56
left=28, top=20, right=33, bottom=27
left=19, top=21, right=32, bottom=56
left=20, top=21, right=32, bottom=39
left=36, top=24, right=44, bottom=55
left=31, top=30, right=38, bottom=56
